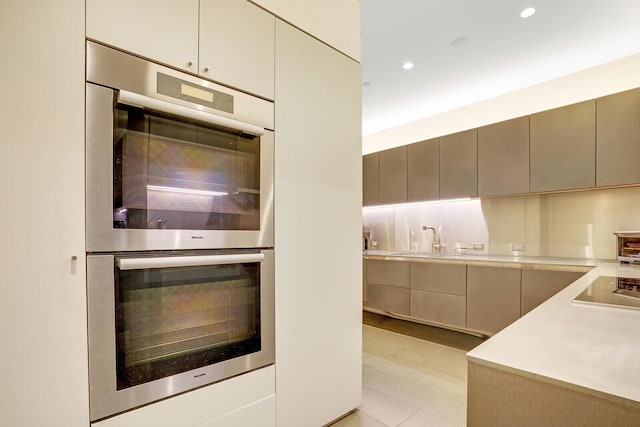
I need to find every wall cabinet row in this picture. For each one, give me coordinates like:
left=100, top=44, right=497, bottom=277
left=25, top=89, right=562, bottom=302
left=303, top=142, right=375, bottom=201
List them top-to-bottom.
left=86, top=0, right=275, bottom=100
left=363, top=88, right=640, bottom=206
left=364, top=259, right=585, bottom=335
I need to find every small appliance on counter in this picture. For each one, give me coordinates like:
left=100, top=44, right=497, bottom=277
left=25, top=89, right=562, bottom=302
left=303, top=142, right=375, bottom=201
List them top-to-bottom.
left=614, top=231, right=640, bottom=264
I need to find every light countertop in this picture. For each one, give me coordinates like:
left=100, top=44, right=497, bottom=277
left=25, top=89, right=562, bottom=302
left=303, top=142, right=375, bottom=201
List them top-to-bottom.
left=363, top=250, right=598, bottom=271
left=466, top=260, right=640, bottom=407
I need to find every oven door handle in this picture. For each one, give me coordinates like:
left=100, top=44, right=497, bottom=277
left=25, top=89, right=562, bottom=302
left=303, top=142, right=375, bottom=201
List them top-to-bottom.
left=117, top=90, right=265, bottom=136
left=117, top=253, right=265, bottom=270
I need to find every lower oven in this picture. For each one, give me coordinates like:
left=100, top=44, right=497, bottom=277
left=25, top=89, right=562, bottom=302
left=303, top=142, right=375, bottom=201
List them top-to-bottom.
left=86, top=249, right=274, bottom=422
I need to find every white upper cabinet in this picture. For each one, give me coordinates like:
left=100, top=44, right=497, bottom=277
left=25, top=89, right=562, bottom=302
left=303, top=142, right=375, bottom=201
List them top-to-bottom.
left=86, top=0, right=275, bottom=99
left=86, top=0, right=199, bottom=73
left=199, top=0, right=275, bottom=99
left=251, top=0, right=361, bottom=61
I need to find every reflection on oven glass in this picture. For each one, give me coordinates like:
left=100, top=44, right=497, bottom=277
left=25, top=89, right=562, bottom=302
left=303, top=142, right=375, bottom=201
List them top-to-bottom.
left=113, top=106, right=260, bottom=231
left=115, top=263, right=260, bottom=389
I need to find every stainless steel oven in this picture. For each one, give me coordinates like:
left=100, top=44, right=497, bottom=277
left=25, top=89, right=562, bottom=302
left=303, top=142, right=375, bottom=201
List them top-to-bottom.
left=85, top=41, right=274, bottom=252
left=87, top=249, right=274, bottom=421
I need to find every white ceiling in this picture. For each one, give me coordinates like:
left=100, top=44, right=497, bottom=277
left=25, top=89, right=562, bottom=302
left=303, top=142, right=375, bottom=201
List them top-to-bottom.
left=361, top=0, right=640, bottom=136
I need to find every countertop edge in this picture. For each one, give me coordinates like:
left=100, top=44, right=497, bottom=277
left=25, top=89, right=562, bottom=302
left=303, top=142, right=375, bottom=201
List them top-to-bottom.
left=466, top=354, right=640, bottom=411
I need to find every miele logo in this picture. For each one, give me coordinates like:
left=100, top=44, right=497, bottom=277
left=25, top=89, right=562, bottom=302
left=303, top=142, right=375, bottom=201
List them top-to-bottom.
left=191, top=236, right=204, bottom=240
left=194, top=372, right=206, bottom=379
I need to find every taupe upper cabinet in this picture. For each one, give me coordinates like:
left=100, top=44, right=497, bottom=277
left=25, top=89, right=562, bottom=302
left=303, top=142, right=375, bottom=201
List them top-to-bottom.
left=596, top=88, right=640, bottom=187
left=530, top=100, right=596, bottom=192
left=478, top=117, right=529, bottom=197
left=440, top=129, right=478, bottom=199
left=407, top=138, right=439, bottom=202
left=379, top=146, right=407, bottom=204
left=363, top=153, right=380, bottom=206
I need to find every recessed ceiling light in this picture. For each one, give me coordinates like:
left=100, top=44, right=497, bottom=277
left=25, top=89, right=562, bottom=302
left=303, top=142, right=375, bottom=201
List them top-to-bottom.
left=520, top=7, right=536, bottom=18
left=402, top=62, right=414, bottom=70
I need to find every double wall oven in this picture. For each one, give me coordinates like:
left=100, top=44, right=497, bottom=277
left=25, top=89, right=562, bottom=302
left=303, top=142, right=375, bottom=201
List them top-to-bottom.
left=85, top=41, right=274, bottom=422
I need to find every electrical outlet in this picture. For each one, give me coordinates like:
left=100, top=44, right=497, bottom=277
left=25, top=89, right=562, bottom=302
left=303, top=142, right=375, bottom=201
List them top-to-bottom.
left=472, top=243, right=484, bottom=250
left=511, top=243, right=526, bottom=252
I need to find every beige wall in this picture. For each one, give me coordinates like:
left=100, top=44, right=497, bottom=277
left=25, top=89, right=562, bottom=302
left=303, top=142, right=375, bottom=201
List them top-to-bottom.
left=363, top=53, right=640, bottom=154
left=363, top=53, right=640, bottom=259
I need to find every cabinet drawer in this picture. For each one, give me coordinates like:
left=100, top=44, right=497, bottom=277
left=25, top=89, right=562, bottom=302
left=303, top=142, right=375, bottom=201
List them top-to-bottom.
left=366, top=259, right=410, bottom=288
left=411, top=262, right=466, bottom=295
left=365, top=284, right=410, bottom=316
left=411, top=290, right=466, bottom=328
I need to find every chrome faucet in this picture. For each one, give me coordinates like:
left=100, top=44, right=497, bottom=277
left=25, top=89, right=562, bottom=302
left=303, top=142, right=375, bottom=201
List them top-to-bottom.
left=422, top=225, right=442, bottom=253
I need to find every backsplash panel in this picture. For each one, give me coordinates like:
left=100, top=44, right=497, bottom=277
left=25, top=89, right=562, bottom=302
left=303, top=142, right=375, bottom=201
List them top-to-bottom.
left=364, top=186, right=640, bottom=259
left=364, top=199, right=490, bottom=254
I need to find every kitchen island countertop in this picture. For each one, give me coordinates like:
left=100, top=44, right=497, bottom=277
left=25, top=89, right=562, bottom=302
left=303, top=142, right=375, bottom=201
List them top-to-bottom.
left=466, top=260, right=640, bottom=407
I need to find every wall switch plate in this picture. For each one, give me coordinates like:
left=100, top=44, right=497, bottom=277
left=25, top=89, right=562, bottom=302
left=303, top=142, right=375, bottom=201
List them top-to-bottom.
left=472, top=243, right=484, bottom=250
left=511, top=243, right=526, bottom=252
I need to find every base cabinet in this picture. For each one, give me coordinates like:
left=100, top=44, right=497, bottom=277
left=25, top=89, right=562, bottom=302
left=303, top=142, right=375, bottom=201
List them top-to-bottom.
left=365, top=258, right=586, bottom=336
left=364, top=259, right=411, bottom=315
left=410, top=262, right=466, bottom=327
left=466, top=265, right=521, bottom=334
left=521, top=268, right=584, bottom=315
left=368, top=284, right=411, bottom=315
left=411, top=290, right=466, bottom=327
left=91, top=366, right=275, bottom=427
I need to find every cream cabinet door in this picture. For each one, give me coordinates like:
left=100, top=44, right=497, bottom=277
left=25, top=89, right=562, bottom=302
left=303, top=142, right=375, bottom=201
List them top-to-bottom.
left=86, top=0, right=199, bottom=73
left=200, top=0, right=275, bottom=99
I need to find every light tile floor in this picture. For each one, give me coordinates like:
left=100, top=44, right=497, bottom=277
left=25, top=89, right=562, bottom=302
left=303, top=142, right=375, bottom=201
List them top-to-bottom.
left=330, top=322, right=480, bottom=427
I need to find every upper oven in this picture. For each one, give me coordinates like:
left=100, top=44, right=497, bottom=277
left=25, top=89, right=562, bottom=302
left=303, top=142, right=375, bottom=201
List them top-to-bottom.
left=85, top=41, right=274, bottom=252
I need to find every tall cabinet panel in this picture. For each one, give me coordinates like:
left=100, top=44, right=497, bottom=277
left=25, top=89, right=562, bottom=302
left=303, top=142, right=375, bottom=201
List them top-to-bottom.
left=86, top=0, right=199, bottom=73
left=2, top=1, right=88, bottom=426
left=275, top=20, right=362, bottom=427
left=596, top=88, right=640, bottom=187
left=530, top=100, right=596, bottom=192
left=478, top=117, right=529, bottom=197
left=440, top=129, right=478, bottom=199
left=407, top=138, right=439, bottom=202
left=379, top=146, right=407, bottom=204
left=363, top=152, right=380, bottom=206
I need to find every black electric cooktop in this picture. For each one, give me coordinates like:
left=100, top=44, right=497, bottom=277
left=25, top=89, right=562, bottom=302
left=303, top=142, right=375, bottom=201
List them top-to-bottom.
left=573, top=275, right=640, bottom=311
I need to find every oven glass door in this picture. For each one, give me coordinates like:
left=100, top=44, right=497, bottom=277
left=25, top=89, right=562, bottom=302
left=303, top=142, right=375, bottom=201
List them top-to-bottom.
left=114, top=104, right=260, bottom=231
left=87, top=250, right=275, bottom=421
left=115, top=254, right=260, bottom=389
